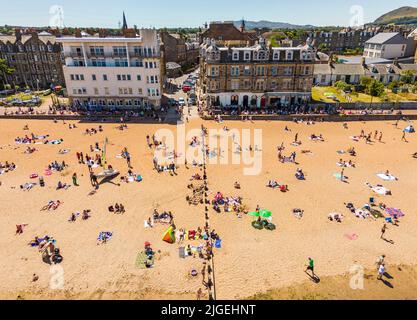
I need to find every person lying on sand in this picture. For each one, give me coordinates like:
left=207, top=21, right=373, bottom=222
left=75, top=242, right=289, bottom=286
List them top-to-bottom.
left=328, top=213, right=344, bottom=223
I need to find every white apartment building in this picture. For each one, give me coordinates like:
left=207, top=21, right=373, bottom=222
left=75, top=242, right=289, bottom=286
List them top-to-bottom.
left=57, top=29, right=163, bottom=110
left=363, top=32, right=415, bottom=60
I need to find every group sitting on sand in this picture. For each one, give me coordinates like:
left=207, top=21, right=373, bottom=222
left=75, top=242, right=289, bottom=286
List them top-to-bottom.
left=48, top=160, right=68, bottom=172
left=0, top=161, right=17, bottom=174
left=212, top=192, right=246, bottom=217
left=108, top=203, right=126, bottom=214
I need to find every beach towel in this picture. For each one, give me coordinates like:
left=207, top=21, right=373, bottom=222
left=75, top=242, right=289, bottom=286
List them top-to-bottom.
left=337, top=150, right=346, bottom=155
left=333, top=173, right=345, bottom=180
left=377, top=174, right=397, bottom=181
left=366, top=183, right=391, bottom=195
left=386, top=208, right=405, bottom=218
left=345, top=233, right=359, bottom=241
left=179, top=247, right=186, bottom=259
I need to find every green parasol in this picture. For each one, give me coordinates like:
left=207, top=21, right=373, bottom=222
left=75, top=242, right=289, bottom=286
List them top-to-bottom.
left=259, top=210, right=272, bottom=219
left=248, top=211, right=260, bottom=217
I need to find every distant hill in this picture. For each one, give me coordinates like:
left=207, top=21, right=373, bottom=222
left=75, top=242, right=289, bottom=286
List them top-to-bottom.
left=374, top=6, right=417, bottom=25
left=233, top=20, right=315, bottom=30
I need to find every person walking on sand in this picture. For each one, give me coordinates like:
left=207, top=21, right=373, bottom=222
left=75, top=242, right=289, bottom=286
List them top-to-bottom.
left=379, top=132, right=383, bottom=142
left=402, top=132, right=407, bottom=142
left=72, top=173, right=78, bottom=186
left=380, top=223, right=388, bottom=240
left=376, top=255, right=385, bottom=270
left=305, top=257, right=315, bottom=277
left=377, top=263, right=386, bottom=281
left=197, top=288, right=203, bottom=300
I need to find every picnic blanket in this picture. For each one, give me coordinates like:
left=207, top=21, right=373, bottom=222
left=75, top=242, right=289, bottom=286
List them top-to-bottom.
left=366, top=183, right=391, bottom=195
left=386, top=208, right=405, bottom=218
left=135, top=251, right=154, bottom=269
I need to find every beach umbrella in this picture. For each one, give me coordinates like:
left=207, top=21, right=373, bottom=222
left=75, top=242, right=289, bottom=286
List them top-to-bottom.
left=385, top=208, right=405, bottom=218
left=259, top=210, right=272, bottom=219
left=248, top=211, right=260, bottom=217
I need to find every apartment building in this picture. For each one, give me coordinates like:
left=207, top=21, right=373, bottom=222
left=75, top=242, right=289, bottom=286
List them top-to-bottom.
left=57, top=28, right=163, bottom=109
left=302, top=28, right=378, bottom=53
left=0, top=29, right=64, bottom=90
left=363, top=32, right=416, bottom=60
left=199, top=37, right=315, bottom=109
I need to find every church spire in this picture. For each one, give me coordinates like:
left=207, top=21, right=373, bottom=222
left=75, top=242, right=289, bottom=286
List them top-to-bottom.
left=122, top=11, right=128, bottom=30
left=240, top=18, right=246, bottom=33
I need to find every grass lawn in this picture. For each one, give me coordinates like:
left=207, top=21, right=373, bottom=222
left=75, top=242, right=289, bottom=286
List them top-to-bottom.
left=312, top=86, right=417, bottom=103
left=0, top=92, right=44, bottom=106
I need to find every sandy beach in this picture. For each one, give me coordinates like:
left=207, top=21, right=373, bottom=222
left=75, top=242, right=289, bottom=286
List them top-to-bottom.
left=0, top=117, right=416, bottom=300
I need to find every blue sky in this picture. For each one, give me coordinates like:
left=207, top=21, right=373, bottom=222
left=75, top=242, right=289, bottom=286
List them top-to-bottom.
left=0, top=0, right=414, bottom=28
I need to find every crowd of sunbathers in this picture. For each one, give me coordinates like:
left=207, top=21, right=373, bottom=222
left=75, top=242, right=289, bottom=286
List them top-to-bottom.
left=48, top=160, right=68, bottom=172
left=212, top=192, right=246, bottom=217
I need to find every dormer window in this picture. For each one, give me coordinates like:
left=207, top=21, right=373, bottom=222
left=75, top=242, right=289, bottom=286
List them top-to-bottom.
left=286, top=50, right=293, bottom=61
left=232, top=51, right=239, bottom=61
left=244, top=51, right=251, bottom=61
left=258, top=51, right=267, bottom=60
left=273, top=51, right=280, bottom=60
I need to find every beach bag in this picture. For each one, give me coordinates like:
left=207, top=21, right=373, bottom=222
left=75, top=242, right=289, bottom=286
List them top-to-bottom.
left=136, top=175, right=143, bottom=182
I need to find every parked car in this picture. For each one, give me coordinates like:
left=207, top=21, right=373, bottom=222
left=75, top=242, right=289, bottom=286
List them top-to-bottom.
left=182, top=86, right=192, bottom=93
left=178, top=97, right=186, bottom=106
left=188, top=98, right=197, bottom=106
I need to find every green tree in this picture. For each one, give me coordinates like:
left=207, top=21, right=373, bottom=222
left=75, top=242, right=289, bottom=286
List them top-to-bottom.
left=0, top=58, right=15, bottom=90
left=400, top=70, right=416, bottom=84
left=360, top=76, right=373, bottom=88
left=367, top=79, right=385, bottom=97
left=388, top=80, right=400, bottom=91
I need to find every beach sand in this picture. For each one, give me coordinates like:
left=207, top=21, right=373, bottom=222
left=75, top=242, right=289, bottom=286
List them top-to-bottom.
left=0, top=117, right=416, bottom=300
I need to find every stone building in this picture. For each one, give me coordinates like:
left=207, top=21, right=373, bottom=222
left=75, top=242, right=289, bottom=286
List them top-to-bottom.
left=199, top=21, right=258, bottom=47
left=302, top=28, right=379, bottom=53
left=0, top=29, right=65, bottom=90
left=160, top=32, right=199, bottom=67
left=199, top=37, right=315, bottom=109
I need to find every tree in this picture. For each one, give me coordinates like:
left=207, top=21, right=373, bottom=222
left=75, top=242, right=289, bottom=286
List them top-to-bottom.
left=0, top=58, right=15, bottom=90
left=400, top=70, right=416, bottom=84
left=360, top=76, right=373, bottom=88
left=367, top=79, right=385, bottom=97
left=388, top=80, right=400, bottom=91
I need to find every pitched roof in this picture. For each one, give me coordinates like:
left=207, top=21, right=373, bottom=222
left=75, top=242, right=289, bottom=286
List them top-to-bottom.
left=366, top=32, right=406, bottom=45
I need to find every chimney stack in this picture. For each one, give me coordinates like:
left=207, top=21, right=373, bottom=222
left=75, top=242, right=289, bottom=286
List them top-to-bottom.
left=15, top=28, right=22, bottom=41
left=99, top=29, right=107, bottom=38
